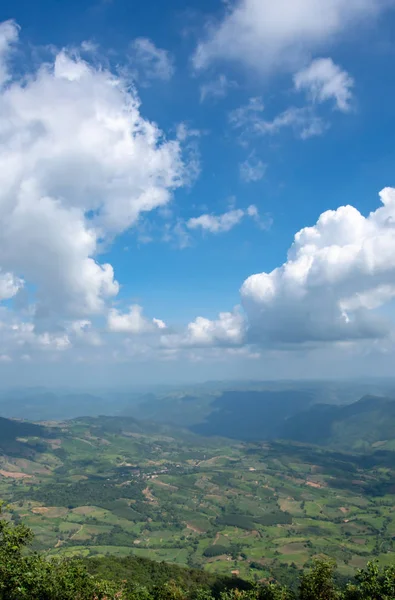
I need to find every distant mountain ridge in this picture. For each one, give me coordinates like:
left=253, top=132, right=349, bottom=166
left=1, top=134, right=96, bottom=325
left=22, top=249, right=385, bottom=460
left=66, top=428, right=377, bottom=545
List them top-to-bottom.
left=191, top=390, right=314, bottom=440
left=1, top=391, right=394, bottom=453
left=185, top=393, right=395, bottom=451
left=282, top=395, right=395, bottom=450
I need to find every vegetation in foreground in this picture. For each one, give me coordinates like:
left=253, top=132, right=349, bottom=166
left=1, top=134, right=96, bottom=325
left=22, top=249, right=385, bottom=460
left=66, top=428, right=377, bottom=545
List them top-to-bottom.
left=1, top=508, right=395, bottom=599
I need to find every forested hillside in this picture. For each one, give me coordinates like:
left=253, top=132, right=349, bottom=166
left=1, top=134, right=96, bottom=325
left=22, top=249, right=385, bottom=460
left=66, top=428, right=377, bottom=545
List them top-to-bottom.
left=132, top=389, right=395, bottom=450
left=282, top=396, right=395, bottom=450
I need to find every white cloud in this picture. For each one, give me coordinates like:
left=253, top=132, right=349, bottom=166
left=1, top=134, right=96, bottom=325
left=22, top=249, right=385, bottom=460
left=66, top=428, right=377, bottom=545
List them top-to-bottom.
left=193, top=0, right=392, bottom=73
left=0, top=20, right=18, bottom=86
left=0, top=21, right=186, bottom=328
left=129, top=37, right=175, bottom=81
left=80, top=40, right=99, bottom=54
left=294, top=58, right=354, bottom=111
left=200, top=74, right=236, bottom=102
left=229, top=96, right=264, bottom=129
left=230, top=98, right=327, bottom=140
left=263, top=107, right=327, bottom=139
left=175, top=123, right=201, bottom=186
left=239, top=154, right=266, bottom=182
left=167, top=187, right=395, bottom=351
left=241, top=187, right=395, bottom=345
left=187, top=204, right=258, bottom=233
left=187, top=208, right=244, bottom=233
left=162, top=220, right=192, bottom=249
left=0, top=271, right=23, bottom=300
left=108, top=305, right=167, bottom=334
left=161, top=309, right=245, bottom=348
left=0, top=315, right=72, bottom=354
left=153, top=318, right=167, bottom=330
left=68, top=319, right=102, bottom=346
left=35, top=331, right=71, bottom=351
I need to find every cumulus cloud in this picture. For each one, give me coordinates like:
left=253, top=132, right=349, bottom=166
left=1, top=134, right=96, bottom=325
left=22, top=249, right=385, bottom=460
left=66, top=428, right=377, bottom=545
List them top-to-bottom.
left=193, top=0, right=392, bottom=73
left=0, top=21, right=186, bottom=329
left=129, top=37, right=175, bottom=82
left=294, top=58, right=354, bottom=111
left=230, top=97, right=327, bottom=140
left=241, top=187, right=395, bottom=345
left=168, top=188, right=395, bottom=351
left=186, top=205, right=258, bottom=233
left=108, top=305, right=167, bottom=334
left=161, top=309, right=245, bottom=348
left=0, top=314, right=72, bottom=355
left=68, top=319, right=102, bottom=347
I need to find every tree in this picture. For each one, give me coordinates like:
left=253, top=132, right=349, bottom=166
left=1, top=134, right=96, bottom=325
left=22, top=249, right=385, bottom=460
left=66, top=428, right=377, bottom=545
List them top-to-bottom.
left=0, top=502, right=122, bottom=599
left=299, top=560, right=339, bottom=600
left=344, top=561, right=395, bottom=600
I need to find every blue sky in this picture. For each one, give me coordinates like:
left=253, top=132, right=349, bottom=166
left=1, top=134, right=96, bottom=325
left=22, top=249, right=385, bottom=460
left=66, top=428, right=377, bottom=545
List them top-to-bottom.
left=1, top=0, right=395, bottom=385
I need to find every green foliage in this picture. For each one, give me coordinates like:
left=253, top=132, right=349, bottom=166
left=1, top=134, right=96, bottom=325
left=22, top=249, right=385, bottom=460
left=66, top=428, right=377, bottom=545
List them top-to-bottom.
left=3, top=412, right=395, bottom=581
left=18, top=480, right=144, bottom=509
left=0, top=503, right=121, bottom=599
left=1, top=507, right=395, bottom=600
left=254, top=512, right=292, bottom=526
left=216, top=515, right=255, bottom=530
left=203, top=545, right=230, bottom=557
left=84, top=554, right=249, bottom=594
left=299, top=560, right=339, bottom=600
left=343, top=561, right=395, bottom=599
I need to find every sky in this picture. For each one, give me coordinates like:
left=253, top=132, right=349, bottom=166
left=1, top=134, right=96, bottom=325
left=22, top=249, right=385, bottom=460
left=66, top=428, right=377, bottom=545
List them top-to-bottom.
left=1, top=0, right=395, bottom=386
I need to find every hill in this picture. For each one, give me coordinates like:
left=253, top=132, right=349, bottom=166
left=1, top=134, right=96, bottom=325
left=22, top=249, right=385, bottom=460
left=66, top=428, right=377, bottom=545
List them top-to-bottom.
left=129, top=383, right=395, bottom=447
left=190, top=390, right=313, bottom=439
left=134, top=391, right=395, bottom=452
left=282, top=395, right=395, bottom=451
left=1, top=413, right=395, bottom=580
left=0, top=416, right=49, bottom=457
left=0, top=416, right=47, bottom=442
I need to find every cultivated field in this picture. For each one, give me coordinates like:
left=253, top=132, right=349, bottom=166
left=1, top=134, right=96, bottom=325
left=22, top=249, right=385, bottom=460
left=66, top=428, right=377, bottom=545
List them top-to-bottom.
left=1, top=416, right=395, bottom=582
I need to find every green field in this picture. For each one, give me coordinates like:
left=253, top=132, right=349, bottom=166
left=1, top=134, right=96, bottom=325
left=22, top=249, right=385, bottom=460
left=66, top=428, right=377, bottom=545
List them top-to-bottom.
left=1, top=416, right=395, bottom=582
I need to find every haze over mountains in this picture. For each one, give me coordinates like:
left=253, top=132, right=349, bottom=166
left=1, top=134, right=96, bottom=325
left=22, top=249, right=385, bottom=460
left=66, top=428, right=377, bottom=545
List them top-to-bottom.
left=1, top=380, right=395, bottom=453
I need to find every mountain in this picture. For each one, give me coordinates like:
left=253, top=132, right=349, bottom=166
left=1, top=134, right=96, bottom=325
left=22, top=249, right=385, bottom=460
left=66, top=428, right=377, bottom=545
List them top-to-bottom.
left=1, top=380, right=395, bottom=424
left=128, top=380, right=395, bottom=433
left=132, top=388, right=395, bottom=451
left=0, top=389, right=153, bottom=421
left=190, top=390, right=314, bottom=440
left=281, top=395, right=395, bottom=450
left=0, top=415, right=48, bottom=443
left=0, top=415, right=50, bottom=457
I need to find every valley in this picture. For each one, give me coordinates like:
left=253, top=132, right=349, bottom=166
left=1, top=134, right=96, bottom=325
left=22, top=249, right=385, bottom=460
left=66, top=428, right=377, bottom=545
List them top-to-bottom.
left=1, top=411, right=395, bottom=584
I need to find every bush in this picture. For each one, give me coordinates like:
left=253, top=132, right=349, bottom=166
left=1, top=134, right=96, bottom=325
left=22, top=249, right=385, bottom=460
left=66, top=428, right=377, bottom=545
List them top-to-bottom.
left=203, top=545, right=230, bottom=558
